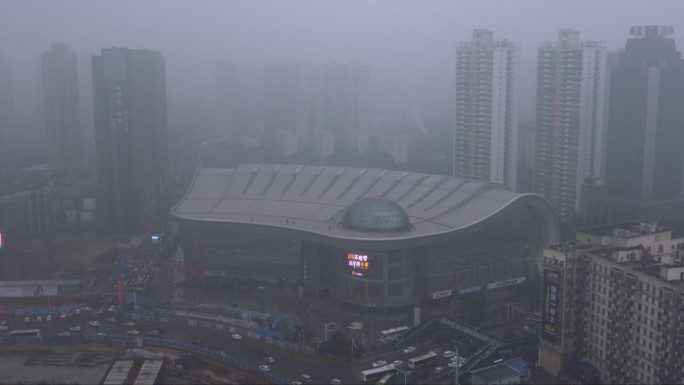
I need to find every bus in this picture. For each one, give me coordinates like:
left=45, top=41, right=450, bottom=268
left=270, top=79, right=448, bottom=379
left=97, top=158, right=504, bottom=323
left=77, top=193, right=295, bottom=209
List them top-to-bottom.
left=379, top=326, right=409, bottom=342
left=8, top=329, right=41, bottom=337
left=408, top=351, right=438, bottom=369
left=361, top=365, right=397, bottom=383
left=376, top=372, right=396, bottom=385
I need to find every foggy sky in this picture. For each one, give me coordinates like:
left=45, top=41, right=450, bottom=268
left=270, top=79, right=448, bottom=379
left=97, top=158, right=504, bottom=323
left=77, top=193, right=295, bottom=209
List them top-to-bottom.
left=1, top=0, right=683, bottom=122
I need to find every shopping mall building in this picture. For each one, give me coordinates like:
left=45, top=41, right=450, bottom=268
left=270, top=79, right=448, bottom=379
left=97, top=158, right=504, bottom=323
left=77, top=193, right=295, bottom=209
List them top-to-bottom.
left=171, top=164, right=559, bottom=309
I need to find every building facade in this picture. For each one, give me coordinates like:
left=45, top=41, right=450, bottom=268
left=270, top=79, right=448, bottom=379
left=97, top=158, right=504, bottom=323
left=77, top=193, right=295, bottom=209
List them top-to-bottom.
left=605, top=26, right=684, bottom=201
left=454, top=30, right=520, bottom=190
left=534, top=30, right=606, bottom=224
left=41, top=43, right=81, bottom=169
left=92, top=48, right=167, bottom=234
left=0, top=54, right=13, bottom=169
left=172, top=164, right=559, bottom=309
left=539, top=222, right=684, bottom=384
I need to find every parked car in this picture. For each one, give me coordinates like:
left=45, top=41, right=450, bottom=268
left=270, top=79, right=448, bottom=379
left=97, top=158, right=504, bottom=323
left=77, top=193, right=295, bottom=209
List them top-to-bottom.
left=45, top=315, right=52, bottom=321
left=36, top=316, right=43, bottom=322
left=123, top=321, right=135, bottom=327
left=0, top=325, right=8, bottom=331
left=127, top=329, right=140, bottom=335
left=147, top=329, right=160, bottom=336
left=59, top=331, right=70, bottom=336
left=231, top=333, right=242, bottom=340
left=403, top=346, right=416, bottom=354
left=443, top=350, right=456, bottom=358
left=448, top=361, right=460, bottom=368
left=258, top=365, right=270, bottom=372
left=330, top=379, right=342, bottom=385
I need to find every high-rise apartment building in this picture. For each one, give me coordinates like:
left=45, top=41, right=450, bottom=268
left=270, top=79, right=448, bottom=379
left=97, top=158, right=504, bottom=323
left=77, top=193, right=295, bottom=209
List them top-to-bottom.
left=606, top=26, right=684, bottom=200
left=454, top=29, right=520, bottom=190
left=534, top=30, right=606, bottom=224
left=41, top=43, right=81, bottom=168
left=92, top=48, right=167, bottom=234
left=0, top=54, right=13, bottom=168
left=215, top=61, right=246, bottom=146
left=264, top=61, right=369, bottom=157
left=539, top=222, right=684, bottom=384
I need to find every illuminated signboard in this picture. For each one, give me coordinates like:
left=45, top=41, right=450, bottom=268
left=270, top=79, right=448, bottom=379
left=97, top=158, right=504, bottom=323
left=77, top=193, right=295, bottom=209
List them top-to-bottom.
left=0, top=231, right=3, bottom=250
left=345, top=252, right=384, bottom=280
left=540, top=268, right=563, bottom=345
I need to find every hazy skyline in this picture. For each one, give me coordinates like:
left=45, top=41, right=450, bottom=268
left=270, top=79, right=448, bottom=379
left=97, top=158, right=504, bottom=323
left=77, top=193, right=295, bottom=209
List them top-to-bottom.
left=1, top=0, right=683, bottom=121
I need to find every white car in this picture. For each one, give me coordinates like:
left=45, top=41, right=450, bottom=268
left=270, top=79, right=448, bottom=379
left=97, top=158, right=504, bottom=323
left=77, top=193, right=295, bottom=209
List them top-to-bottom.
left=60, top=313, right=67, bottom=320
left=46, top=315, right=52, bottom=321
left=36, top=316, right=43, bottom=322
left=106, top=317, right=117, bottom=323
left=89, top=320, right=100, bottom=327
left=123, top=321, right=135, bottom=327
left=0, top=325, right=8, bottom=331
left=69, top=325, right=82, bottom=332
left=127, top=329, right=140, bottom=335
left=147, top=329, right=160, bottom=336
left=59, top=331, right=70, bottom=336
left=96, top=332, right=107, bottom=336
left=231, top=333, right=242, bottom=340
left=403, top=346, right=416, bottom=354
left=443, top=350, right=456, bottom=358
left=265, top=356, right=276, bottom=363
left=372, top=360, right=387, bottom=368
left=392, top=360, right=403, bottom=367
left=448, top=361, right=460, bottom=368
left=258, top=365, right=270, bottom=372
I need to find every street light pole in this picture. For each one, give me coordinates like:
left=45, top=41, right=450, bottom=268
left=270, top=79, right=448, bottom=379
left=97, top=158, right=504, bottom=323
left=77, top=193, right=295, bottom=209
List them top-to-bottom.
left=394, top=367, right=407, bottom=385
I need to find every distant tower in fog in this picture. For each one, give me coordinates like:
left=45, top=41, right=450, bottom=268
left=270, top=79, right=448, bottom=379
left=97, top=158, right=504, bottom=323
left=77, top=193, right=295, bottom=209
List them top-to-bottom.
left=606, top=25, right=684, bottom=200
left=453, top=29, right=520, bottom=190
left=534, top=29, right=607, bottom=224
left=41, top=43, right=81, bottom=168
left=92, top=48, right=167, bottom=234
left=0, top=54, right=13, bottom=167
left=215, top=61, right=243, bottom=146
left=264, top=61, right=369, bottom=157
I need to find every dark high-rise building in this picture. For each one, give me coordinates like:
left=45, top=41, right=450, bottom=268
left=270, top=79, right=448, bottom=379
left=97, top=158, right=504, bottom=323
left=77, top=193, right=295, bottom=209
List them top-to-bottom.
left=606, top=26, right=684, bottom=200
left=41, top=43, right=81, bottom=168
left=92, top=48, right=167, bottom=234
left=0, top=54, right=13, bottom=168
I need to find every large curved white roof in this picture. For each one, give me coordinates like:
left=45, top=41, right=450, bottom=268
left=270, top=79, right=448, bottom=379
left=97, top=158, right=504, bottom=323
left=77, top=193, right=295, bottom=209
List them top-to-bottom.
left=171, top=164, right=558, bottom=245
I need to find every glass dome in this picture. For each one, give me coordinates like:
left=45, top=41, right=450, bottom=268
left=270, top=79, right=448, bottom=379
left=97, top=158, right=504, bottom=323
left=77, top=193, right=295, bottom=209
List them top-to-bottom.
left=341, top=197, right=412, bottom=233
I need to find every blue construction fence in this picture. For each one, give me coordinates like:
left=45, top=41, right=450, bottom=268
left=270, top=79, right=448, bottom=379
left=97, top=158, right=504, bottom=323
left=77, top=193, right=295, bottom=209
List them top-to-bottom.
left=124, top=312, right=314, bottom=355
left=0, top=334, right=289, bottom=385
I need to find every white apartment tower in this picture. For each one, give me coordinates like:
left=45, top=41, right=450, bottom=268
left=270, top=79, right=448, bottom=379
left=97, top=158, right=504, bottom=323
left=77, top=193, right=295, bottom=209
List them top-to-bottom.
left=454, top=29, right=520, bottom=190
left=534, top=30, right=607, bottom=224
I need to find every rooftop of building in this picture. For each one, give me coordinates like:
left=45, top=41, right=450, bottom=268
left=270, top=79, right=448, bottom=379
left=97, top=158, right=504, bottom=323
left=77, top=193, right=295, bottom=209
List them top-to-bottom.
left=171, top=164, right=559, bottom=245
left=580, top=221, right=684, bottom=238
left=471, top=358, right=529, bottom=382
